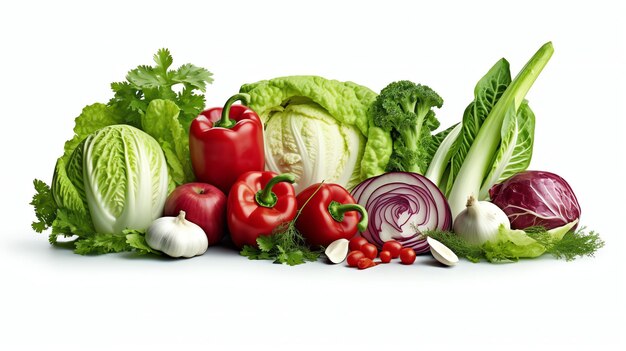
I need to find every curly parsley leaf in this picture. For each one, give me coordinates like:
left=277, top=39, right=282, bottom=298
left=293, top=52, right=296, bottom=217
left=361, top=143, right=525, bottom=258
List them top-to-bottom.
left=30, top=180, right=57, bottom=233
left=72, top=230, right=159, bottom=256
left=74, top=233, right=131, bottom=255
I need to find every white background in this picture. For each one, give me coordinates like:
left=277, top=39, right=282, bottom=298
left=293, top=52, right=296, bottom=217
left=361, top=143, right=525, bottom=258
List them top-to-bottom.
left=1, top=0, right=625, bottom=350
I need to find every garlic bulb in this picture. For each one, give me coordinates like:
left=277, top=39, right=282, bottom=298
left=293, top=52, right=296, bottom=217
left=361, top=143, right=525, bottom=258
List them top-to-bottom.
left=453, top=196, right=510, bottom=245
left=146, top=211, right=208, bottom=258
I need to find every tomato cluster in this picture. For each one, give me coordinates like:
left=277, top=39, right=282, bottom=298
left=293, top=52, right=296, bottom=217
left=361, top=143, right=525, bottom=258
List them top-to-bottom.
left=346, top=237, right=416, bottom=269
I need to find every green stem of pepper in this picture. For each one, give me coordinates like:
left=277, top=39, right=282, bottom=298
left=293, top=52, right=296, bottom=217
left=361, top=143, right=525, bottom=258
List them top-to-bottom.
left=214, top=93, right=251, bottom=129
left=255, top=173, right=296, bottom=208
left=328, top=201, right=369, bottom=232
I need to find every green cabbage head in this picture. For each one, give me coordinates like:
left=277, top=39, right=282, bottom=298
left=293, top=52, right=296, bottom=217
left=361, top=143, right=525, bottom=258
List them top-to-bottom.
left=240, top=76, right=379, bottom=192
left=53, top=124, right=169, bottom=234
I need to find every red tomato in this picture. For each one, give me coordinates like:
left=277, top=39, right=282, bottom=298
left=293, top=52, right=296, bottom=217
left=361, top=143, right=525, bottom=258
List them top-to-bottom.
left=349, top=237, right=369, bottom=252
left=382, top=241, right=403, bottom=258
left=360, top=243, right=378, bottom=259
left=400, top=248, right=416, bottom=264
left=347, top=251, right=365, bottom=267
left=379, top=251, right=392, bottom=263
left=357, top=257, right=377, bottom=270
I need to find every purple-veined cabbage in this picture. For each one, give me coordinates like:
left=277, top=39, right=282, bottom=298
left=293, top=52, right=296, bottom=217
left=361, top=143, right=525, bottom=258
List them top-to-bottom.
left=489, top=170, right=581, bottom=230
left=350, top=172, right=452, bottom=254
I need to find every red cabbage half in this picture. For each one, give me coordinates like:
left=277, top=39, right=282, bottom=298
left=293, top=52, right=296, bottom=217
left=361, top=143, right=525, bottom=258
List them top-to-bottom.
left=489, top=170, right=581, bottom=230
left=351, top=172, right=452, bottom=254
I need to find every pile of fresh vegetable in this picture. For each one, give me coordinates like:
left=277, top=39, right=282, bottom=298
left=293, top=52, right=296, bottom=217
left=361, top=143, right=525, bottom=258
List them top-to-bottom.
left=30, top=42, right=604, bottom=267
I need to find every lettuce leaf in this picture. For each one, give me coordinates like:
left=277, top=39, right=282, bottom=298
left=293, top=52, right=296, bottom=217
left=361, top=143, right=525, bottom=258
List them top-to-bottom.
left=443, top=59, right=512, bottom=196
left=141, top=99, right=195, bottom=189
left=479, top=101, right=535, bottom=199
left=483, top=226, right=546, bottom=262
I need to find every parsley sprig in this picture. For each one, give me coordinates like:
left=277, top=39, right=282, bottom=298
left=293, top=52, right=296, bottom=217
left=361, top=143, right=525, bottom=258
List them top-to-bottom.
left=108, top=48, right=213, bottom=129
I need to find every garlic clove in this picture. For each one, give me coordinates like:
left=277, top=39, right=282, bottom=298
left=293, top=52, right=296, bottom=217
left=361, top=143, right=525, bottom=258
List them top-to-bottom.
left=427, top=236, right=459, bottom=266
left=325, top=239, right=350, bottom=264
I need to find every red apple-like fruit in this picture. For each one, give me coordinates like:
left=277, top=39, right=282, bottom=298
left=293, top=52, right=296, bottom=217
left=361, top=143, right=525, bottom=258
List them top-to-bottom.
left=163, top=183, right=227, bottom=245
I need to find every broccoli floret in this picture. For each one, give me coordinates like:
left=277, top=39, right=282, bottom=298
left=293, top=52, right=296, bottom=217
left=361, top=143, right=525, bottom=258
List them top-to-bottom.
left=370, top=80, right=443, bottom=173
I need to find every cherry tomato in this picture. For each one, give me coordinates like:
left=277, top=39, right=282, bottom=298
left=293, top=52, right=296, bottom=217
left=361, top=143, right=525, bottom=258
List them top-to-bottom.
left=349, top=237, right=369, bottom=252
left=382, top=241, right=403, bottom=258
left=360, top=243, right=378, bottom=259
left=399, top=247, right=416, bottom=265
left=379, top=250, right=392, bottom=263
left=347, top=251, right=365, bottom=267
left=357, top=257, right=377, bottom=270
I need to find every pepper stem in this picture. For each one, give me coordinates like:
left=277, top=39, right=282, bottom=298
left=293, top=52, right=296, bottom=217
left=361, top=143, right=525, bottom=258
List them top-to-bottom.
left=214, top=93, right=251, bottom=129
left=255, top=173, right=296, bottom=208
left=328, top=201, right=369, bottom=232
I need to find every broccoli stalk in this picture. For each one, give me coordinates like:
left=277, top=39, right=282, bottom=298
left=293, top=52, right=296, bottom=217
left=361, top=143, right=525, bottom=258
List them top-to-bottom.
left=370, top=80, right=443, bottom=173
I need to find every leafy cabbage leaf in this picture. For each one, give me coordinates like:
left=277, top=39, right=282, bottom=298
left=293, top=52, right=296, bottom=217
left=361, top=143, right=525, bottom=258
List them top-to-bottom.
left=241, top=76, right=376, bottom=191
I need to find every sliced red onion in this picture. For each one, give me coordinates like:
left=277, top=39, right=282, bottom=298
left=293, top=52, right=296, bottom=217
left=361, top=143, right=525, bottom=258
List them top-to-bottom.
left=351, top=172, right=452, bottom=254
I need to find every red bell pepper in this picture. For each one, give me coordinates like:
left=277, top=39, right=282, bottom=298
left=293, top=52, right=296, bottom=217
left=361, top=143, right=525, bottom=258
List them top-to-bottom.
left=190, top=93, right=265, bottom=194
left=227, top=172, right=298, bottom=249
left=295, top=183, right=368, bottom=247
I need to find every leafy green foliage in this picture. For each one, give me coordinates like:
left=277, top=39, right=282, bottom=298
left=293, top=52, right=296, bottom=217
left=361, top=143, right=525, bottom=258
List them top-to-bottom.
left=444, top=43, right=553, bottom=218
left=108, top=48, right=213, bottom=130
left=30, top=49, right=213, bottom=255
left=443, top=59, right=511, bottom=195
left=370, top=80, right=443, bottom=174
left=141, top=99, right=194, bottom=189
left=478, top=101, right=535, bottom=199
left=428, top=123, right=459, bottom=161
left=30, top=180, right=57, bottom=233
left=240, top=222, right=321, bottom=266
left=424, top=224, right=604, bottom=263
left=527, top=226, right=604, bottom=261
left=71, top=230, right=158, bottom=255
left=125, top=230, right=161, bottom=256
left=74, top=233, right=131, bottom=255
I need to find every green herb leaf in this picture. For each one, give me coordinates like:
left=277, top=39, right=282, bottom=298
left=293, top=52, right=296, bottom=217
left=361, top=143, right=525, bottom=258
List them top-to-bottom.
left=108, top=48, right=213, bottom=129
left=154, top=48, right=173, bottom=75
left=172, top=63, right=214, bottom=91
left=30, top=180, right=57, bottom=233
left=244, top=226, right=321, bottom=266
left=528, top=226, right=605, bottom=261
left=72, top=230, right=160, bottom=256
left=125, top=230, right=161, bottom=255
left=74, top=233, right=131, bottom=255
left=257, top=235, right=277, bottom=252
left=240, top=245, right=262, bottom=260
